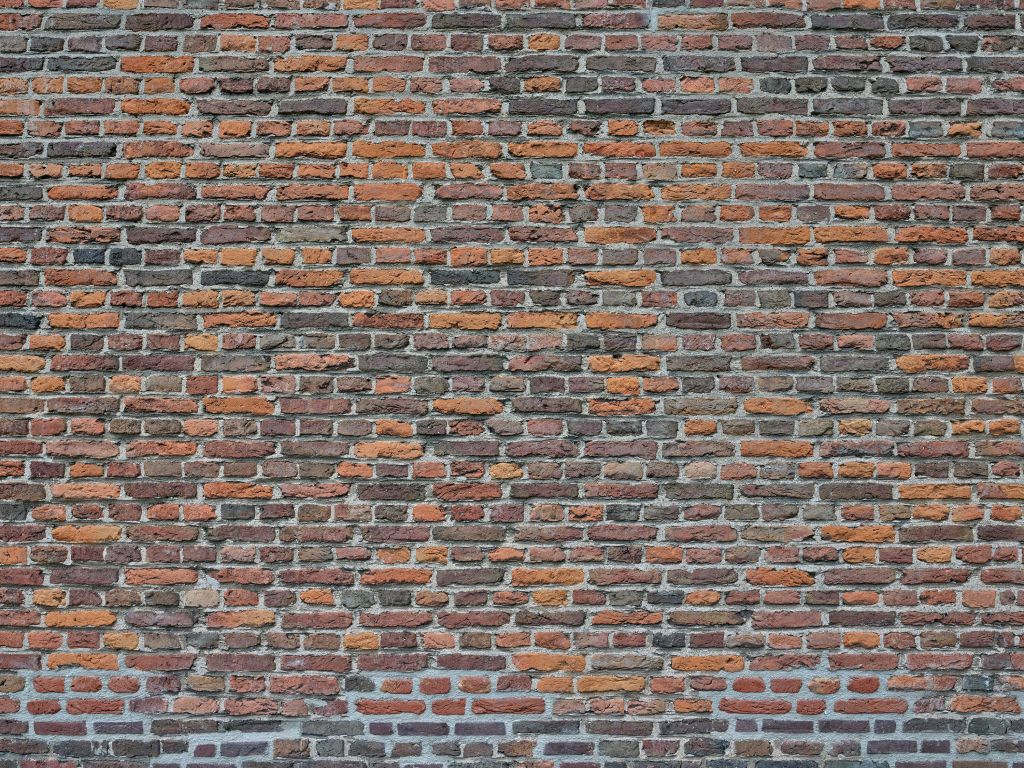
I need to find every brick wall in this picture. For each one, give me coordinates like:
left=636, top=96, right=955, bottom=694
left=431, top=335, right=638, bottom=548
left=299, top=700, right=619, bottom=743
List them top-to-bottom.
left=2, top=0, right=1023, bottom=765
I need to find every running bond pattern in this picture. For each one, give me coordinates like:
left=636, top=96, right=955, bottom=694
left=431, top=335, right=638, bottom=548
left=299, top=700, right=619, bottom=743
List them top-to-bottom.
left=1, top=1, right=1022, bottom=766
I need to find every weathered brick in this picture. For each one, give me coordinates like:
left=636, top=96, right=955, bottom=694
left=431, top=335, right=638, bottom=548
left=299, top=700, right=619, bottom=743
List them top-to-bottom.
left=1, top=2, right=1021, bottom=766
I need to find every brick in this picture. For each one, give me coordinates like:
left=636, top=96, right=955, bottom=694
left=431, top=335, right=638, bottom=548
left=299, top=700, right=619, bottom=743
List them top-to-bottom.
left=0, top=5, right=1018, bottom=766
left=44, top=610, right=117, bottom=628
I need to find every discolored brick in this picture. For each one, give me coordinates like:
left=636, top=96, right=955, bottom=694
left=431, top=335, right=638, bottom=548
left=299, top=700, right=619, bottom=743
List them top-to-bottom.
left=1, top=1, right=1022, bottom=766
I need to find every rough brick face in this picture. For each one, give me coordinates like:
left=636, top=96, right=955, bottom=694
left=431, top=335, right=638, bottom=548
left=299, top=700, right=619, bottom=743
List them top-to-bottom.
left=1, top=0, right=1023, bottom=765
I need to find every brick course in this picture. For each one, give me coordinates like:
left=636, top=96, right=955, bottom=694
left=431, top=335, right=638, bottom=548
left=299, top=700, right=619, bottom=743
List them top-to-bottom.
left=2, top=0, right=1024, bottom=765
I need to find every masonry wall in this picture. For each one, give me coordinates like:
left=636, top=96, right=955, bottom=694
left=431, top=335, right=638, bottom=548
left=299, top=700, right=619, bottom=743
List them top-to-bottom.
left=1, top=1, right=1023, bottom=766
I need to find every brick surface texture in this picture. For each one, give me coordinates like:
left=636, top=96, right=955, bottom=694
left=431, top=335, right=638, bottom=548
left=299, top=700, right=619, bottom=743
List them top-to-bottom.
left=2, top=0, right=1024, bottom=766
